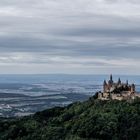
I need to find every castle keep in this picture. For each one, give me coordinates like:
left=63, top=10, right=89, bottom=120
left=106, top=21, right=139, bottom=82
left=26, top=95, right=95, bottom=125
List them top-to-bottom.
left=98, top=75, right=137, bottom=100
left=103, top=75, right=135, bottom=93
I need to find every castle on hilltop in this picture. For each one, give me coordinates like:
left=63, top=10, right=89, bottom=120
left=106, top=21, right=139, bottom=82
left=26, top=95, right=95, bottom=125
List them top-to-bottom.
left=103, top=74, right=135, bottom=94
left=98, top=75, right=137, bottom=100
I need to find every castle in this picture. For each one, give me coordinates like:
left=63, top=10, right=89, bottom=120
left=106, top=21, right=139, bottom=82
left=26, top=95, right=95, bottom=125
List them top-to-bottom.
left=98, top=75, right=137, bottom=100
left=103, top=75, right=135, bottom=93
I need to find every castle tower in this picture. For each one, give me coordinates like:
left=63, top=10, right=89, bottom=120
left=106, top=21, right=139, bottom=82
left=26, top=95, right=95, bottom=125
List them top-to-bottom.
left=108, top=74, right=113, bottom=86
left=110, top=74, right=113, bottom=82
left=117, top=78, right=121, bottom=85
left=103, top=80, right=107, bottom=92
left=126, top=80, right=128, bottom=85
left=131, top=84, right=135, bottom=93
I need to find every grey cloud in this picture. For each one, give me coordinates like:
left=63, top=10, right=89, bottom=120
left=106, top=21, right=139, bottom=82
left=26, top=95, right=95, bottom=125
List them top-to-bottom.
left=0, top=0, right=140, bottom=74
left=105, top=0, right=140, bottom=4
left=53, top=28, right=140, bottom=37
left=0, top=34, right=139, bottom=60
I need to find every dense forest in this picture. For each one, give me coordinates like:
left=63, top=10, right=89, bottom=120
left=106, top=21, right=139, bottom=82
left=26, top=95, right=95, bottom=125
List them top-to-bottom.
left=0, top=95, right=140, bottom=140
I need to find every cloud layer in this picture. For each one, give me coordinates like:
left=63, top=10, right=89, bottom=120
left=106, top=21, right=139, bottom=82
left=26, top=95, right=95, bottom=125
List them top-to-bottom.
left=0, top=0, right=140, bottom=74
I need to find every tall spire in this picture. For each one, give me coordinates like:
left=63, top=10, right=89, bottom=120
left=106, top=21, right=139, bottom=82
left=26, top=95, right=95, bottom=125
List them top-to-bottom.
left=108, top=74, right=113, bottom=86
left=110, top=74, right=113, bottom=81
left=118, top=78, right=121, bottom=85
left=103, top=80, right=107, bottom=92
left=104, top=80, right=107, bottom=85
left=126, top=80, right=128, bottom=85
left=131, top=83, right=135, bottom=93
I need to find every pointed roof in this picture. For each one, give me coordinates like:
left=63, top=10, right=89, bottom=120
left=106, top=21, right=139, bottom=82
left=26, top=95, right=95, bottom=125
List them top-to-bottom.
left=108, top=74, right=113, bottom=84
left=110, top=74, right=113, bottom=81
left=118, top=78, right=121, bottom=84
left=104, top=80, right=107, bottom=85
left=126, top=80, right=128, bottom=85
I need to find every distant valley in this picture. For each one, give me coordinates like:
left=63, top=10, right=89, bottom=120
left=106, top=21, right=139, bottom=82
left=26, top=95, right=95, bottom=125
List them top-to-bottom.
left=0, top=74, right=140, bottom=117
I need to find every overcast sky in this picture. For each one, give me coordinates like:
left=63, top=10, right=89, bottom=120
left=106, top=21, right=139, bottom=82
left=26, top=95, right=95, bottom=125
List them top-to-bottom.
left=0, top=0, right=140, bottom=74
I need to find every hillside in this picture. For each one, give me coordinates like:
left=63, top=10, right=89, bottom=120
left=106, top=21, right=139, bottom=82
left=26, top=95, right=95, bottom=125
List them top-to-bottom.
left=0, top=95, right=140, bottom=140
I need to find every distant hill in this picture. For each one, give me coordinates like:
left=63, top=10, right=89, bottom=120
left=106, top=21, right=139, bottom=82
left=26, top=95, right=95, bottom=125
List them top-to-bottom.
left=0, top=93, right=29, bottom=98
left=0, top=95, right=140, bottom=140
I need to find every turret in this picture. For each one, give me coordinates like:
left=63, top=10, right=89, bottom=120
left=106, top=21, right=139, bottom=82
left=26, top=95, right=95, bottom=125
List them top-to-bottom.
left=108, top=74, right=113, bottom=86
left=110, top=74, right=113, bottom=82
left=117, top=78, right=121, bottom=85
left=103, top=80, right=107, bottom=92
left=104, top=80, right=107, bottom=85
left=126, top=80, right=128, bottom=85
left=131, top=84, right=135, bottom=93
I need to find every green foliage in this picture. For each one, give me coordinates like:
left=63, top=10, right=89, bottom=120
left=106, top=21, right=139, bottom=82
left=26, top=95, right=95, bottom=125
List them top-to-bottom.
left=0, top=97, right=140, bottom=140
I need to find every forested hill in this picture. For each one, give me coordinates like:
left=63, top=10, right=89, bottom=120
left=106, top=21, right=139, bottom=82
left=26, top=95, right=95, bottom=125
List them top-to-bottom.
left=0, top=96, right=140, bottom=140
